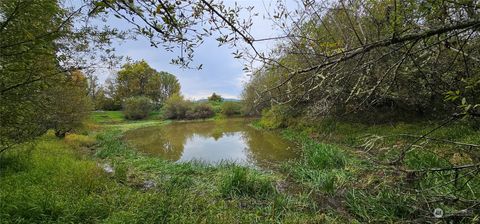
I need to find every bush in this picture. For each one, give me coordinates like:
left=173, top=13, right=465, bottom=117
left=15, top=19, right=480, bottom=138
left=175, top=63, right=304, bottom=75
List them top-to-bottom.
left=45, top=73, right=92, bottom=138
left=163, top=94, right=190, bottom=119
left=163, top=95, right=217, bottom=120
left=123, top=96, right=152, bottom=120
left=100, top=97, right=122, bottom=111
left=221, top=102, right=242, bottom=116
left=186, top=103, right=215, bottom=119
left=259, top=105, right=292, bottom=129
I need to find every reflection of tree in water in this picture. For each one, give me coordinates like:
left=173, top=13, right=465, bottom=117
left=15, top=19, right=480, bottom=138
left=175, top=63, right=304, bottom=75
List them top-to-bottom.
left=124, top=118, right=297, bottom=165
left=124, top=119, right=247, bottom=161
left=123, top=126, right=186, bottom=161
left=240, top=126, right=297, bottom=166
left=211, top=131, right=223, bottom=141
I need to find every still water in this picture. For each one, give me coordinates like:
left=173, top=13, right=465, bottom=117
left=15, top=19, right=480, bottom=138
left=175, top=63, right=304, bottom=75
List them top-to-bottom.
left=124, top=119, right=299, bottom=167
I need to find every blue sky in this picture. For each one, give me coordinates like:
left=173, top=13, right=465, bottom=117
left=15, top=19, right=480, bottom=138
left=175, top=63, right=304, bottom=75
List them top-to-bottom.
left=85, top=0, right=298, bottom=100
left=112, top=36, right=248, bottom=100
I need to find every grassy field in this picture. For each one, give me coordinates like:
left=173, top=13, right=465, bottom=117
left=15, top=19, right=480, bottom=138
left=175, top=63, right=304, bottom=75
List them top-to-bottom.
left=1, top=111, right=479, bottom=223
left=0, top=112, right=340, bottom=223
left=278, top=118, right=480, bottom=222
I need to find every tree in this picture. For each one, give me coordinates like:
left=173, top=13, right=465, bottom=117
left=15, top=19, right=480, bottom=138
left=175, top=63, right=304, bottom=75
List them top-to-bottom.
left=0, top=0, right=121, bottom=151
left=0, top=0, right=72, bottom=150
left=89, top=0, right=253, bottom=68
left=241, top=0, right=480, bottom=120
left=238, top=1, right=480, bottom=220
left=114, top=60, right=180, bottom=106
left=116, top=60, right=157, bottom=99
left=44, top=71, right=92, bottom=138
left=146, top=71, right=181, bottom=107
left=103, top=77, right=123, bottom=110
left=208, top=93, right=223, bottom=102
left=163, top=94, right=191, bottom=119
left=123, top=96, right=152, bottom=120
left=221, top=102, right=242, bottom=116
left=186, top=104, right=215, bottom=120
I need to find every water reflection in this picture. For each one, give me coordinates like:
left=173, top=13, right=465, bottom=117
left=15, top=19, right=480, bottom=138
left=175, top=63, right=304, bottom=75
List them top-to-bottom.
left=124, top=119, right=298, bottom=167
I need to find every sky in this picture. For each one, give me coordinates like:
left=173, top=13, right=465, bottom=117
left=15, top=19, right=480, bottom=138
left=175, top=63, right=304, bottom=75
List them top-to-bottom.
left=86, top=0, right=299, bottom=100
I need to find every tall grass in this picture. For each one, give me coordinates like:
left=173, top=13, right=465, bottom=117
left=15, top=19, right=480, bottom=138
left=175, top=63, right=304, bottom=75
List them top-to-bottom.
left=4, top=112, right=478, bottom=223
left=279, top=118, right=480, bottom=222
left=0, top=124, right=331, bottom=223
left=281, top=130, right=350, bottom=194
left=220, top=166, right=275, bottom=198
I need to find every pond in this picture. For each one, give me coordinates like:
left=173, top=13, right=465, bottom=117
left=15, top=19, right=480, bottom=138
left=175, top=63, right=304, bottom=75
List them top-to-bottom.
left=124, top=119, right=299, bottom=167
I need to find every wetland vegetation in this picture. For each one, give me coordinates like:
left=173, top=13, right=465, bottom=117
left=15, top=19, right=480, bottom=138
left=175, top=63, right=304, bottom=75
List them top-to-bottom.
left=2, top=0, right=480, bottom=223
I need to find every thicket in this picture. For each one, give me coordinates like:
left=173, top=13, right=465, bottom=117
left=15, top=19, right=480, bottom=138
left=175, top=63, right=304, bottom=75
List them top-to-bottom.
left=0, top=0, right=96, bottom=148
left=242, top=1, right=480, bottom=121
left=242, top=1, right=480, bottom=221
left=88, top=60, right=181, bottom=113
left=163, top=95, right=215, bottom=120
left=123, top=96, right=153, bottom=120
left=220, top=102, right=242, bottom=116
left=186, top=103, right=215, bottom=120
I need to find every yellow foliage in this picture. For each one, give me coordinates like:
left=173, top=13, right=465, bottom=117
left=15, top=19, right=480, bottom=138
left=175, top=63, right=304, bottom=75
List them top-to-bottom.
left=64, top=134, right=96, bottom=148
left=449, top=153, right=473, bottom=166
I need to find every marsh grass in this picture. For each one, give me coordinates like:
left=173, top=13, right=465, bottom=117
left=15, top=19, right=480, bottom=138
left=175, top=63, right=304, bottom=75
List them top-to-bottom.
left=3, top=112, right=479, bottom=223
left=0, top=118, right=334, bottom=223
left=277, top=118, right=480, bottom=222
left=280, top=130, right=351, bottom=194
left=220, top=166, right=275, bottom=198
left=346, top=187, right=415, bottom=222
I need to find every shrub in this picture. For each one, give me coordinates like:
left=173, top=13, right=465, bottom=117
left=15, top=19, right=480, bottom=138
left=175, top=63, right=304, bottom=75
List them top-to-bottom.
left=45, top=72, right=92, bottom=138
left=163, top=94, right=191, bottom=119
left=123, top=96, right=152, bottom=120
left=100, top=97, right=122, bottom=111
left=221, top=102, right=242, bottom=116
left=186, top=103, right=215, bottom=120
left=259, top=105, right=292, bottom=129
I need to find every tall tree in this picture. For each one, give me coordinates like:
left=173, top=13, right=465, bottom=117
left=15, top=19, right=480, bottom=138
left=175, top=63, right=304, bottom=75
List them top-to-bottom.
left=0, top=0, right=120, bottom=151
left=0, top=0, right=68, bottom=151
left=115, top=60, right=180, bottom=106
left=116, top=60, right=157, bottom=99
left=44, top=71, right=92, bottom=138
left=146, top=71, right=181, bottom=106
left=208, top=93, right=223, bottom=102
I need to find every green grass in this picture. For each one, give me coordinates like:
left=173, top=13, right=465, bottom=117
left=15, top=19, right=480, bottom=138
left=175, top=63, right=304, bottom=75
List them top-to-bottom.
left=90, top=111, right=125, bottom=124
left=2, top=112, right=479, bottom=223
left=0, top=117, right=340, bottom=223
left=278, top=118, right=480, bottom=222
left=281, top=130, right=351, bottom=194
left=220, top=166, right=275, bottom=199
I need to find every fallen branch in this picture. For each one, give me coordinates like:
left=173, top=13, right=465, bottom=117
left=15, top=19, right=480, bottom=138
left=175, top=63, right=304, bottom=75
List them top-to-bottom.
left=387, top=116, right=458, bottom=165
left=396, top=134, right=480, bottom=148
left=401, top=162, right=480, bottom=173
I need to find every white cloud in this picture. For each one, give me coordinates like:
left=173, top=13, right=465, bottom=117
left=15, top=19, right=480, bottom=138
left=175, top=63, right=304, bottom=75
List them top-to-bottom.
left=90, top=0, right=300, bottom=98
